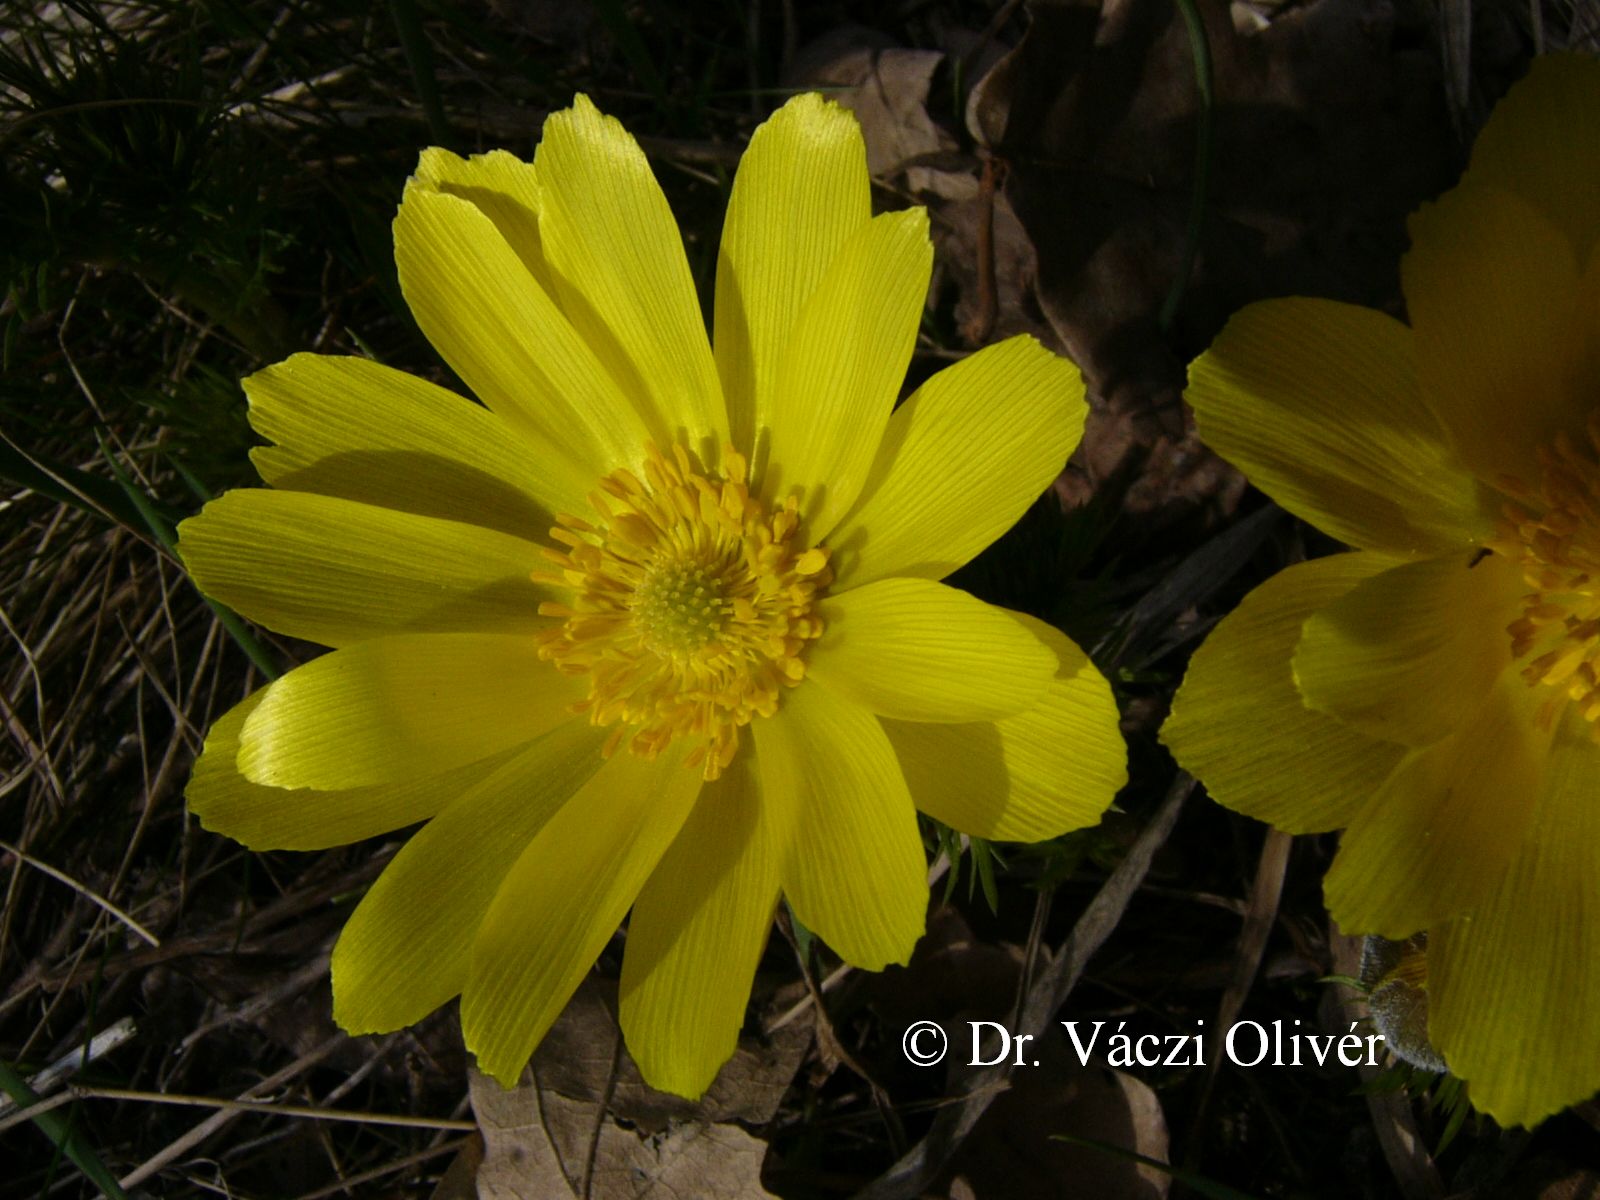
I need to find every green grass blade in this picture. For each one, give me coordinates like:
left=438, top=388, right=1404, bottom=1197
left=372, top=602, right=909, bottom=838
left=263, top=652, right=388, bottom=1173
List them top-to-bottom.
left=390, top=0, right=453, bottom=147
left=0, top=430, right=164, bottom=530
left=98, top=439, right=280, bottom=680
left=0, top=1058, right=129, bottom=1200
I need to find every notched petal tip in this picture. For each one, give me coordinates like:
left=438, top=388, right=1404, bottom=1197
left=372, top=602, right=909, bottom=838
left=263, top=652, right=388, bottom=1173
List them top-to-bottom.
left=763, top=89, right=866, bottom=146
left=545, top=90, right=625, bottom=149
left=412, top=144, right=465, bottom=185
left=886, top=203, right=932, bottom=246
left=239, top=349, right=312, bottom=398
left=171, top=491, right=240, bottom=591
left=328, top=944, right=399, bottom=1038
left=467, top=1042, right=529, bottom=1091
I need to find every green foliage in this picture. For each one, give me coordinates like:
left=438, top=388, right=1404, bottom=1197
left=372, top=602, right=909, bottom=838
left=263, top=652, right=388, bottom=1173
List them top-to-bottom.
left=0, top=1, right=293, bottom=361
left=933, top=825, right=1006, bottom=914
left=0, top=1057, right=128, bottom=1200
left=1364, top=1058, right=1478, bottom=1158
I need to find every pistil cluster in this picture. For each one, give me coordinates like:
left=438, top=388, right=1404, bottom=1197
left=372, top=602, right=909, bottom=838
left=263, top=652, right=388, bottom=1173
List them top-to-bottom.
left=1497, top=411, right=1600, bottom=731
left=534, top=442, right=830, bottom=778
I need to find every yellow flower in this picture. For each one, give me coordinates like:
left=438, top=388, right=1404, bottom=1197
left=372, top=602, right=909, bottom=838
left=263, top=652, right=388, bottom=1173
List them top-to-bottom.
left=1163, top=56, right=1600, bottom=1127
left=178, top=93, right=1126, bottom=1097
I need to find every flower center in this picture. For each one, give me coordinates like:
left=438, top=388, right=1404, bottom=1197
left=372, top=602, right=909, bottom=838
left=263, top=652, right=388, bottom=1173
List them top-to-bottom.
left=1496, top=414, right=1600, bottom=730
left=533, top=442, right=830, bottom=779
left=632, top=561, right=729, bottom=656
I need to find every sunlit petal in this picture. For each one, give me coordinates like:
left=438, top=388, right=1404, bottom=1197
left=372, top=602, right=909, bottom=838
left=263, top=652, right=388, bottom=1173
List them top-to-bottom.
left=715, top=93, right=871, bottom=455
left=533, top=95, right=726, bottom=449
left=412, top=145, right=554, bottom=293
left=394, top=183, right=649, bottom=478
left=762, top=209, right=932, bottom=539
left=1188, top=298, right=1495, bottom=554
left=829, top=337, right=1085, bottom=589
left=245, top=352, right=587, bottom=532
left=179, top=489, right=549, bottom=648
left=1164, top=553, right=1406, bottom=833
left=809, top=578, right=1055, bottom=721
left=885, top=614, right=1124, bottom=840
left=237, top=634, right=584, bottom=789
left=754, top=683, right=926, bottom=970
left=188, top=690, right=521, bottom=851
left=332, top=722, right=608, bottom=1033
left=462, top=746, right=702, bottom=1085
left=619, top=749, right=780, bottom=1098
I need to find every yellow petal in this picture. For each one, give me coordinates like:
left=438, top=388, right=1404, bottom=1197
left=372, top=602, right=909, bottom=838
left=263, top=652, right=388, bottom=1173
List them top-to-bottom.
left=1463, top=54, right=1600, bottom=264
left=714, top=93, right=871, bottom=455
left=532, top=95, right=727, bottom=450
left=412, top=146, right=556, bottom=295
left=393, top=184, right=649, bottom=479
left=1403, top=184, right=1582, bottom=485
left=762, top=209, right=933, bottom=539
left=1561, top=241, right=1600, bottom=435
left=1187, top=298, right=1495, bottom=554
left=828, top=337, right=1086, bottom=589
left=245, top=352, right=588, bottom=536
left=178, top=489, right=549, bottom=648
left=1293, top=551, right=1522, bottom=747
left=1162, top=553, right=1406, bottom=833
left=808, top=578, right=1056, bottom=721
left=883, top=613, right=1124, bottom=841
left=237, top=633, right=585, bottom=789
left=1323, top=676, right=1550, bottom=939
left=753, top=683, right=926, bottom=969
left=187, top=690, right=519, bottom=850
left=1429, top=708, right=1600, bottom=1127
left=332, top=721, right=608, bottom=1034
left=461, top=746, right=703, bottom=1085
left=619, top=748, right=779, bottom=1098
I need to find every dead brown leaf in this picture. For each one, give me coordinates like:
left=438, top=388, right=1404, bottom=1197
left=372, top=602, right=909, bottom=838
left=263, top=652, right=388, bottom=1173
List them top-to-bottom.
left=967, top=0, right=1501, bottom=529
left=975, top=0, right=1466, bottom=358
left=783, top=23, right=1062, bottom=352
left=785, top=26, right=973, bottom=200
left=872, top=911, right=1170, bottom=1200
left=468, top=977, right=809, bottom=1199
left=938, top=1054, right=1170, bottom=1200
left=473, top=1076, right=774, bottom=1200
left=428, top=1135, right=484, bottom=1200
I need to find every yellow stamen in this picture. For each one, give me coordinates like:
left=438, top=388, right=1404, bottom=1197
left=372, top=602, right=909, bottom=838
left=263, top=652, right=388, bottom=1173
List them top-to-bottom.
left=1495, top=412, right=1600, bottom=735
left=535, top=442, right=830, bottom=779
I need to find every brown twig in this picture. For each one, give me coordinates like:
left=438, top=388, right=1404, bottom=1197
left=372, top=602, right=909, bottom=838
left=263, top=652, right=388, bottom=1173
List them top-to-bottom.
left=960, top=153, right=1008, bottom=347
left=850, top=773, right=1194, bottom=1200
left=1184, top=826, right=1293, bottom=1164
left=780, top=910, right=908, bottom=1157
left=118, top=1033, right=351, bottom=1189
